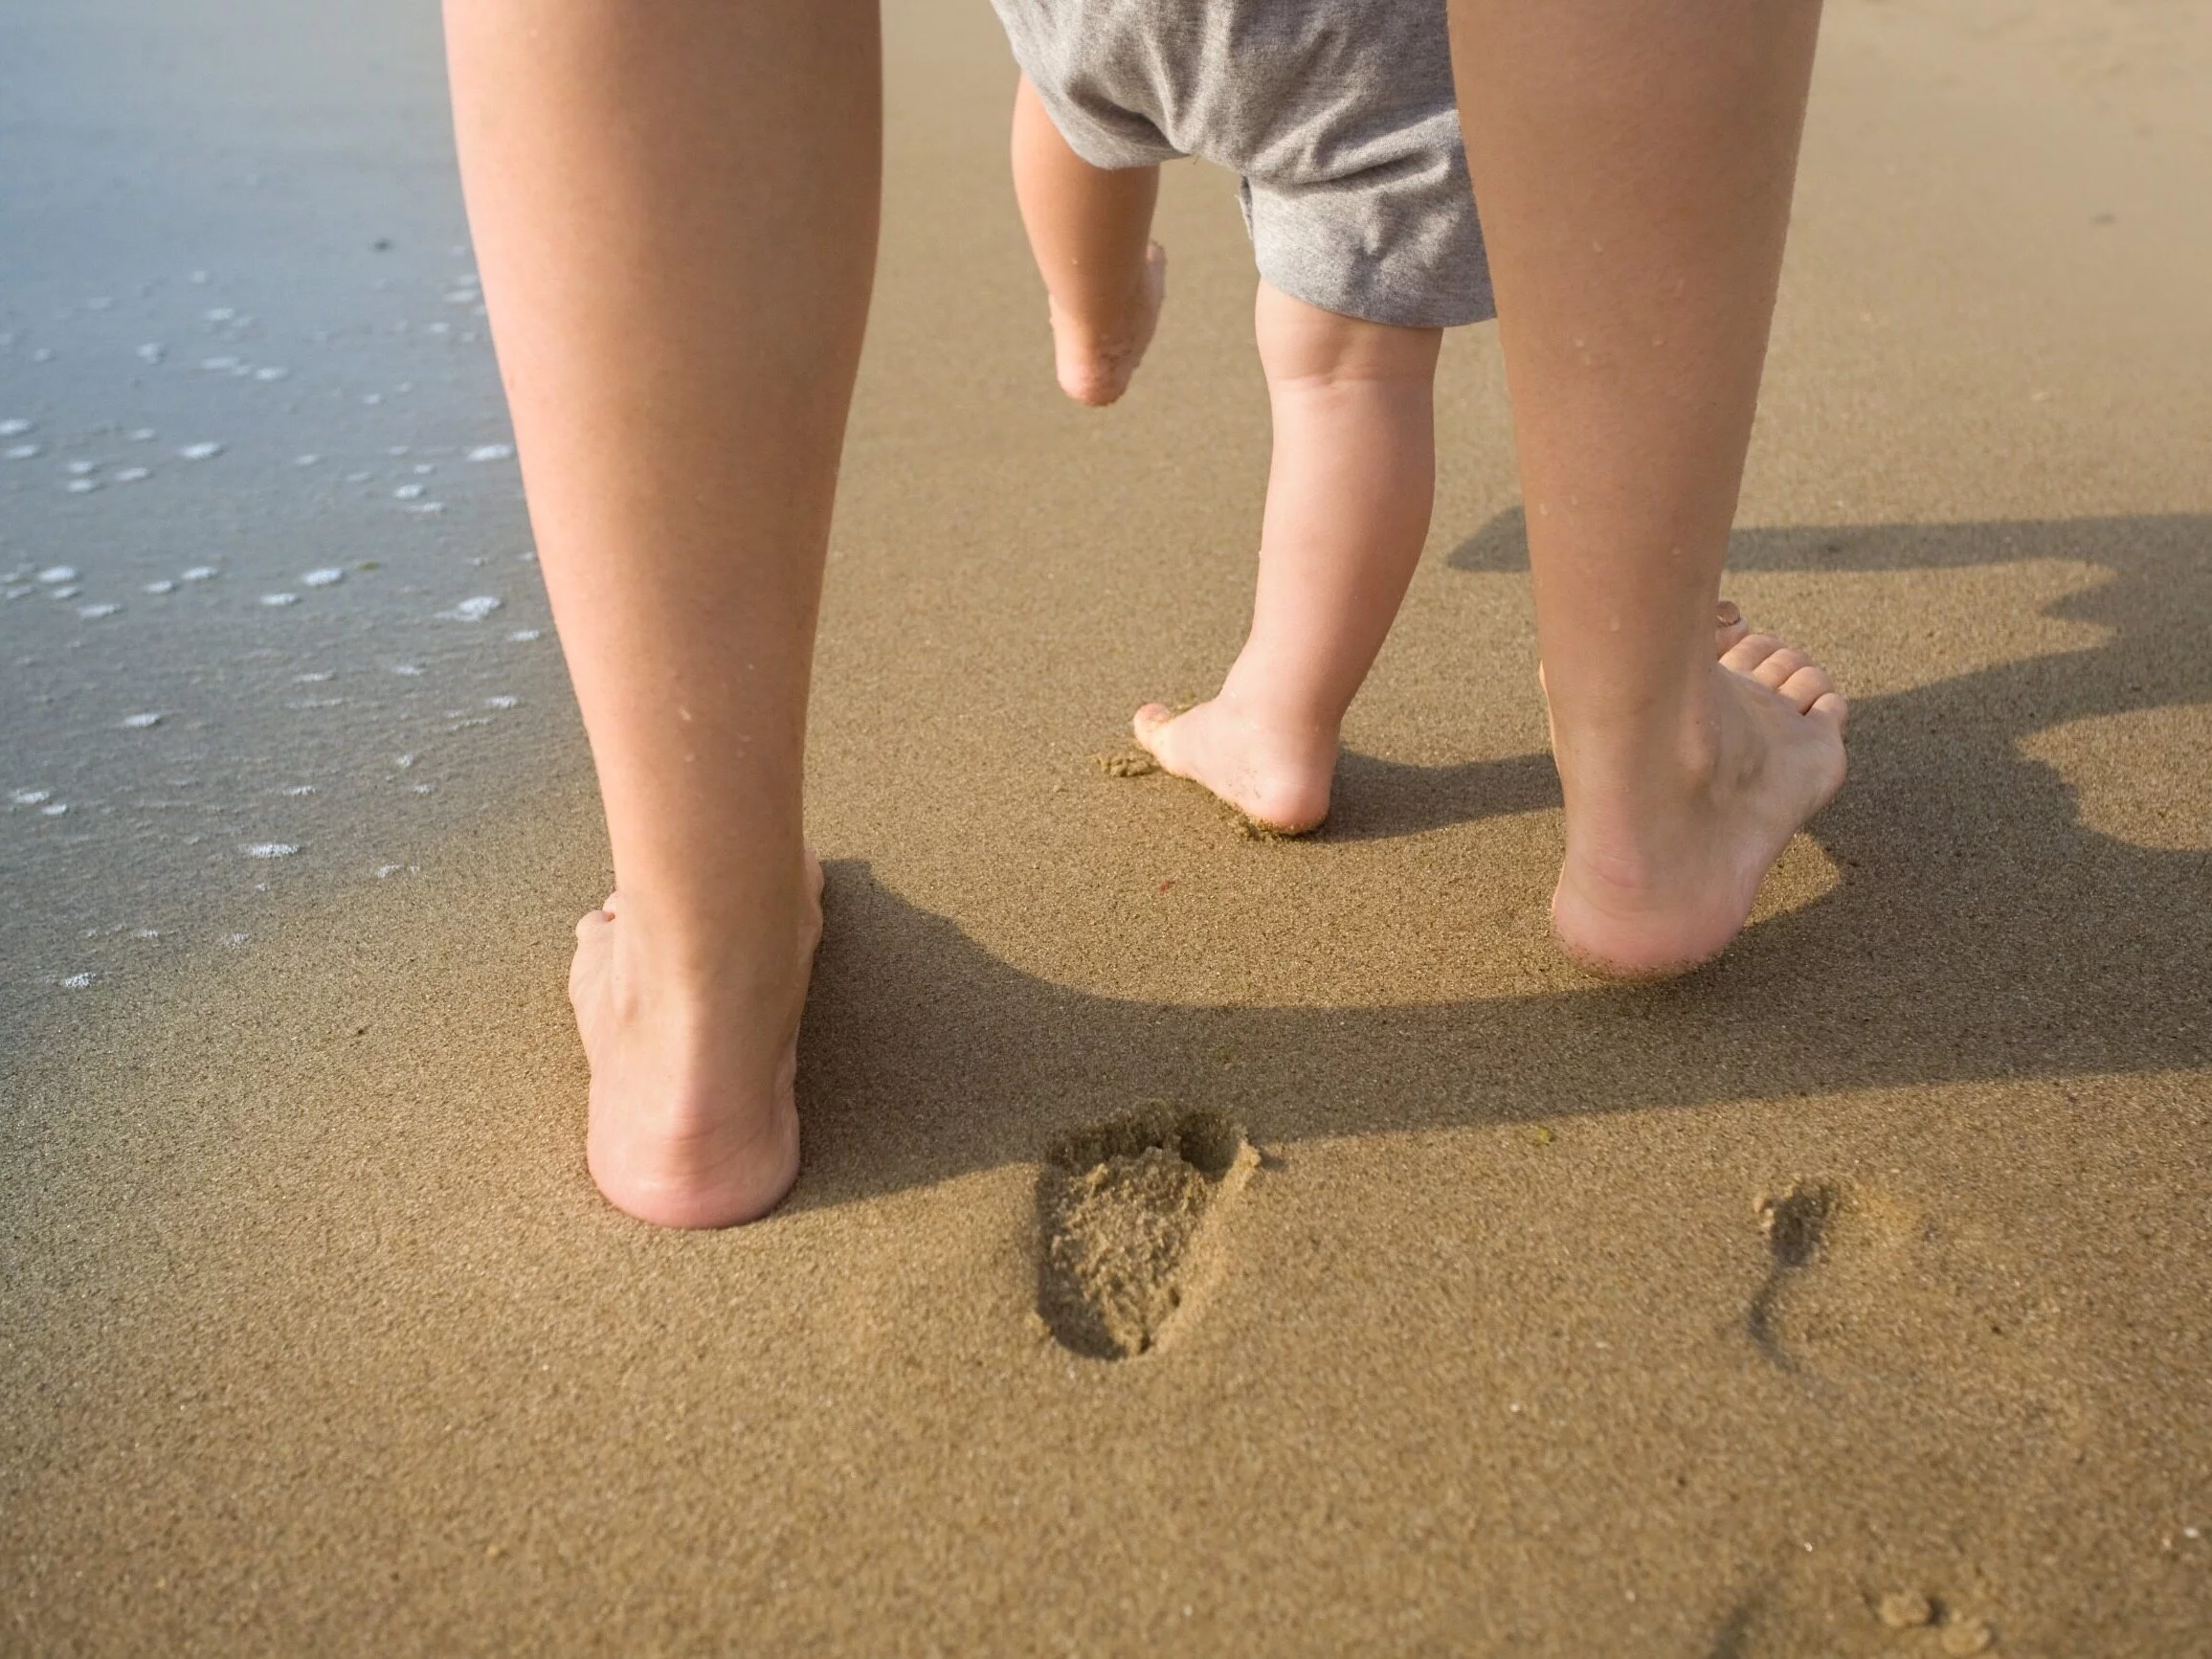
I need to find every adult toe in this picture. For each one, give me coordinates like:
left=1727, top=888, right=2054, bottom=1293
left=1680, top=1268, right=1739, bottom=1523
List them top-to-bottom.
left=1721, top=631, right=1784, bottom=675
left=1750, top=645, right=1813, bottom=692
left=1777, top=662, right=1836, bottom=713
left=575, top=892, right=618, bottom=941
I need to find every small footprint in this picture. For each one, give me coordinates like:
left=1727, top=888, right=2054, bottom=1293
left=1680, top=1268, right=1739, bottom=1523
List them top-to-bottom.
left=1036, top=1106, right=1255, bottom=1359
left=1746, top=1177, right=1839, bottom=1370
left=1758, top=1178, right=1835, bottom=1269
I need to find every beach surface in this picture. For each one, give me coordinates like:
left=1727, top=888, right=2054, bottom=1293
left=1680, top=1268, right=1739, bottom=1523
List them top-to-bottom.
left=4, top=1, right=2210, bottom=1652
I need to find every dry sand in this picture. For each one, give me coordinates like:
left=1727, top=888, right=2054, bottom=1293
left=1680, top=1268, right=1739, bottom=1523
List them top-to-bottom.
left=6, top=0, right=2212, bottom=1653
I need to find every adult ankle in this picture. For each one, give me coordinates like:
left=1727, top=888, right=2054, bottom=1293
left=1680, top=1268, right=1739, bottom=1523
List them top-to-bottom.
left=1553, top=682, right=1722, bottom=804
left=609, top=887, right=816, bottom=1003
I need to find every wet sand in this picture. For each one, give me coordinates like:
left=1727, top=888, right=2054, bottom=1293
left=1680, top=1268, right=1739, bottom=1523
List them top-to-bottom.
left=5, top=1, right=2211, bottom=1653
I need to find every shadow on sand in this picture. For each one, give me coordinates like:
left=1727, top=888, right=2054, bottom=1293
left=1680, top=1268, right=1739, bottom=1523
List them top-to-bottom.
left=790, top=511, right=2211, bottom=1212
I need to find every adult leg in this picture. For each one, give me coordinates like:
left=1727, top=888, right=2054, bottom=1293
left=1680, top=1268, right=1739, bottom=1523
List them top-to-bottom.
left=445, top=0, right=880, bottom=1224
left=1447, top=0, right=1847, bottom=975
left=1010, top=75, right=1167, bottom=406
left=1134, top=282, right=1441, bottom=833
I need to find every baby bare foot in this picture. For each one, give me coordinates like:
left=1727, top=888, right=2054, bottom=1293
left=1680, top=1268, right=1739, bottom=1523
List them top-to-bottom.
left=1051, top=241, right=1167, bottom=407
left=1551, top=628, right=1847, bottom=978
left=1131, top=695, right=1336, bottom=835
left=571, top=853, right=825, bottom=1227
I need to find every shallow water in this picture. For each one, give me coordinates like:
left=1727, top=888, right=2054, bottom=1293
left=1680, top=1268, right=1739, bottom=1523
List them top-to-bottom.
left=0, top=0, right=579, bottom=1006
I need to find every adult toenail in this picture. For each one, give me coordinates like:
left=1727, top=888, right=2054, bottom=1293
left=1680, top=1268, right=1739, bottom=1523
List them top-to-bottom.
left=1715, top=600, right=1741, bottom=625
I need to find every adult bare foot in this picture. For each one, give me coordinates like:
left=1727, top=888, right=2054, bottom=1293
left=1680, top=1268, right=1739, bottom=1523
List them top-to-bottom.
left=1051, top=241, right=1167, bottom=407
left=1551, top=629, right=1846, bottom=978
left=1131, top=694, right=1336, bottom=835
left=572, top=852, right=825, bottom=1227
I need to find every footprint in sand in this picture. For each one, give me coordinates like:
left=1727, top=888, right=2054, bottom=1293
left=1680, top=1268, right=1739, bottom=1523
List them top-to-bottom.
left=1035, top=1106, right=1256, bottom=1359
left=1743, top=1170, right=2067, bottom=1402
left=1745, top=1177, right=1840, bottom=1371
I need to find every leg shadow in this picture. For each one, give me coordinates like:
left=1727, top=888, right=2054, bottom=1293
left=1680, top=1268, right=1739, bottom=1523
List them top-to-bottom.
left=791, top=512, right=2212, bottom=1213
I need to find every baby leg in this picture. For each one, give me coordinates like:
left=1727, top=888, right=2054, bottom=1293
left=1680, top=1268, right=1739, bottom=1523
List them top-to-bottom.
left=1009, top=75, right=1167, bottom=406
left=1133, top=282, right=1441, bottom=833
